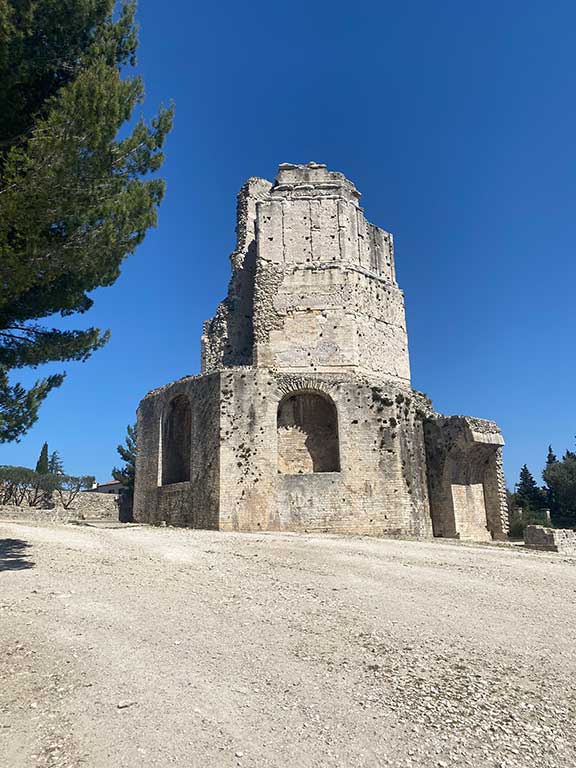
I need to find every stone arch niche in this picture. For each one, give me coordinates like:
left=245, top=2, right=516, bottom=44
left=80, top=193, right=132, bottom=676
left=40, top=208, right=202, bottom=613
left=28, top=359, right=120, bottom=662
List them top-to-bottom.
left=277, top=391, right=340, bottom=474
left=161, top=395, right=192, bottom=485
left=424, top=417, right=508, bottom=541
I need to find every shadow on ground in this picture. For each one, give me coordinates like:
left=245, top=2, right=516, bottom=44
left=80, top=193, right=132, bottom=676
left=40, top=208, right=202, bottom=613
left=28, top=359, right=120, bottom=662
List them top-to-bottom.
left=0, top=538, right=34, bottom=571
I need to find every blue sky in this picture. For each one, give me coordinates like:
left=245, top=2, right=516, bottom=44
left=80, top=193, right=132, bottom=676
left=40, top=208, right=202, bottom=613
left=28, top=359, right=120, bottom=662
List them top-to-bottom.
left=2, top=0, right=575, bottom=486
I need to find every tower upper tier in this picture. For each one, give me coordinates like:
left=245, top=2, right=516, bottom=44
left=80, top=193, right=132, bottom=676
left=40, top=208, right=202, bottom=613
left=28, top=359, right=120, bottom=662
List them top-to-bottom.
left=201, top=163, right=411, bottom=385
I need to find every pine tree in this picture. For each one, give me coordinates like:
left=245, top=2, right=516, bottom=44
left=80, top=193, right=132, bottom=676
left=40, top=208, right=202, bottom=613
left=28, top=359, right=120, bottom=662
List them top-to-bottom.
left=0, top=1, right=173, bottom=442
left=112, top=423, right=136, bottom=521
left=112, top=424, right=136, bottom=489
left=543, top=441, right=576, bottom=524
left=35, top=442, right=49, bottom=474
left=546, top=445, right=558, bottom=466
left=48, top=451, right=64, bottom=476
left=515, top=464, right=546, bottom=514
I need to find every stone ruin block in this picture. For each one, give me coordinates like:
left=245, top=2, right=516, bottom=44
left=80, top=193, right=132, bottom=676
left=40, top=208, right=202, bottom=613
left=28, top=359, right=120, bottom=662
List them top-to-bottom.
left=134, top=163, right=508, bottom=540
left=424, top=417, right=508, bottom=541
left=524, top=525, right=576, bottom=554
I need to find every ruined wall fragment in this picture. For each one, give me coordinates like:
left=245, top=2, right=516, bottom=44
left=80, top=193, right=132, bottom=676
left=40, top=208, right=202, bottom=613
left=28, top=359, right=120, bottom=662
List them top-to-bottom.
left=201, top=178, right=272, bottom=371
left=424, top=417, right=508, bottom=541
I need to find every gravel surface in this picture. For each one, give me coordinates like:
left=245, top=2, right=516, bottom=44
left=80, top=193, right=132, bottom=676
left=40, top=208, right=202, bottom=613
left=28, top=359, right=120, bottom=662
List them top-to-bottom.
left=1, top=521, right=575, bottom=768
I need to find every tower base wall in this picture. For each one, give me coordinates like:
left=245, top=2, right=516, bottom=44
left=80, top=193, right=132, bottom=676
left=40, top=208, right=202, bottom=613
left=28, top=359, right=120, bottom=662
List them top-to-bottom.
left=134, top=369, right=434, bottom=537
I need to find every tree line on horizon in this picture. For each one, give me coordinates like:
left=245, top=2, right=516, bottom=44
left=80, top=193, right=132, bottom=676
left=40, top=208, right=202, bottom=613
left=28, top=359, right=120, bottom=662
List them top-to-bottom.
left=0, top=424, right=136, bottom=518
left=509, top=440, right=576, bottom=535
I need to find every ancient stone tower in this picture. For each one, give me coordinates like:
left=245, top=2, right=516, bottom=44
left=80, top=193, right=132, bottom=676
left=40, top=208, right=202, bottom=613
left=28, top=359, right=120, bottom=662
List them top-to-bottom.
left=134, top=162, right=508, bottom=540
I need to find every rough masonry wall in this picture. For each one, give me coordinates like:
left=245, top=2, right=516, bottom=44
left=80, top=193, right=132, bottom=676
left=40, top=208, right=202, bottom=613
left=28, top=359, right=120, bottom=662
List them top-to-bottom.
left=252, top=164, right=410, bottom=383
left=201, top=178, right=272, bottom=372
left=253, top=264, right=410, bottom=379
left=218, top=368, right=433, bottom=536
left=134, top=374, right=221, bottom=528
left=424, top=417, right=508, bottom=541
left=0, top=492, right=118, bottom=522
left=524, top=525, right=576, bottom=554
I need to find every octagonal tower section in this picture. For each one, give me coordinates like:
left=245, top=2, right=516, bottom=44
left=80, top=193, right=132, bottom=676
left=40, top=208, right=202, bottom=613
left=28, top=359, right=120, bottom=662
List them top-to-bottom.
left=252, top=163, right=411, bottom=384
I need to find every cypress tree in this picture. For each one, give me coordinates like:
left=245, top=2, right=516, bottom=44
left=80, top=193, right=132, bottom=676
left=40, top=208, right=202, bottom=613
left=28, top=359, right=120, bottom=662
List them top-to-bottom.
left=0, top=1, right=173, bottom=442
left=35, top=442, right=49, bottom=474
left=543, top=445, right=559, bottom=517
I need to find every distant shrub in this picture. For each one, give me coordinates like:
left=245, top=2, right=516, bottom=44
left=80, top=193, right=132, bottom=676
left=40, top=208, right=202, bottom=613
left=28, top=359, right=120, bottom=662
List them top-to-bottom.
left=509, top=508, right=550, bottom=539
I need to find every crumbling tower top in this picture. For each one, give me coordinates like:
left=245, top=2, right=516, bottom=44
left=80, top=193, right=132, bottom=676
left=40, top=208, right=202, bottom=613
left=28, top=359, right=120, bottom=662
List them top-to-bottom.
left=271, top=162, right=362, bottom=203
left=202, top=163, right=411, bottom=385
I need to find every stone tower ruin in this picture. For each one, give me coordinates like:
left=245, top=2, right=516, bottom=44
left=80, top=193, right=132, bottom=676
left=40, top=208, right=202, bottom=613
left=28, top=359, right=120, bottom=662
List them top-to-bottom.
left=134, top=162, right=508, bottom=540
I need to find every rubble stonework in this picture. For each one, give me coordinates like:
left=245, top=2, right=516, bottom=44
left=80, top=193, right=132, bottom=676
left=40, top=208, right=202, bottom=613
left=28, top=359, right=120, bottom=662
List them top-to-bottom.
left=134, top=163, right=508, bottom=540
left=424, top=417, right=508, bottom=541
left=524, top=525, right=576, bottom=554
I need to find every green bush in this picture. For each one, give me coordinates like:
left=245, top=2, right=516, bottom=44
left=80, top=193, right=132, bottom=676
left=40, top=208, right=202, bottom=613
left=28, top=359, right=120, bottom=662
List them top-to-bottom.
left=509, top=509, right=550, bottom=539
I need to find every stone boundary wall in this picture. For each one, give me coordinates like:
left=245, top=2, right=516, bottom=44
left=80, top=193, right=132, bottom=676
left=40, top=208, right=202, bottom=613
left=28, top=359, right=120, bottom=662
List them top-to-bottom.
left=0, top=492, right=118, bottom=522
left=524, top=525, right=576, bottom=554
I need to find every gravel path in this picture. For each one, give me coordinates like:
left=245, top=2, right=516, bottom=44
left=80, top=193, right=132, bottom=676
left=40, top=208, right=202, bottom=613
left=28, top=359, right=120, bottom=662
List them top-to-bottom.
left=1, top=521, right=575, bottom=768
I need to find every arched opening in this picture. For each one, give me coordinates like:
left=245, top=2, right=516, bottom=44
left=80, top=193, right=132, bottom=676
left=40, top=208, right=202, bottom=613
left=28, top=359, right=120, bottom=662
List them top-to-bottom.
left=277, top=391, right=340, bottom=474
left=162, top=395, right=192, bottom=485
left=444, top=447, right=492, bottom=541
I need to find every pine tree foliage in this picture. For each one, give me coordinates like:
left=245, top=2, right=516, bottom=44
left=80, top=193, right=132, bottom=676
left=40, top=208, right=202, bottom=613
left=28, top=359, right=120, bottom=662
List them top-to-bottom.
left=0, top=1, right=173, bottom=442
left=0, top=369, right=63, bottom=442
left=112, top=421, right=136, bottom=521
left=112, top=422, right=136, bottom=491
left=35, top=441, right=49, bottom=474
left=543, top=441, right=576, bottom=523
left=546, top=445, right=558, bottom=466
left=48, top=450, right=64, bottom=475
left=514, top=464, right=546, bottom=513
left=0, top=465, right=39, bottom=504
left=55, top=474, right=95, bottom=509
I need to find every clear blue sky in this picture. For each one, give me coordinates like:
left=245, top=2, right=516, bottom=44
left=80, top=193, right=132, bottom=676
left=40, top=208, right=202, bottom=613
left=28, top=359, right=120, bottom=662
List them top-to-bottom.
left=2, top=0, right=575, bottom=487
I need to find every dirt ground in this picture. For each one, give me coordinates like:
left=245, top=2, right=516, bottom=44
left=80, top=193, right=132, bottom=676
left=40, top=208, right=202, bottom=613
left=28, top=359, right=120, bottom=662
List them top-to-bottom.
left=1, top=521, right=575, bottom=768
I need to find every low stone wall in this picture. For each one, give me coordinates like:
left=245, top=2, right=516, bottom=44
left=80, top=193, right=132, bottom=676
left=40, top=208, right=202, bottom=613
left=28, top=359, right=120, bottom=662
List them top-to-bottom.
left=0, top=492, right=118, bottom=522
left=0, top=506, right=75, bottom=523
left=524, top=525, right=576, bottom=554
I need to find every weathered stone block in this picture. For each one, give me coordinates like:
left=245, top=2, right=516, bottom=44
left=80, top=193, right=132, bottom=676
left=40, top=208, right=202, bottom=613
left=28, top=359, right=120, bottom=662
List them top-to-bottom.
left=424, top=416, right=508, bottom=541
left=524, top=525, right=576, bottom=554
